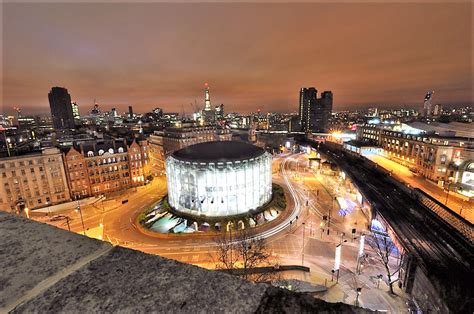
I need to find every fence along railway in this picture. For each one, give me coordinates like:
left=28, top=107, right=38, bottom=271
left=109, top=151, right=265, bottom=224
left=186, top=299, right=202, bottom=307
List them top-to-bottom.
left=305, top=140, right=473, bottom=313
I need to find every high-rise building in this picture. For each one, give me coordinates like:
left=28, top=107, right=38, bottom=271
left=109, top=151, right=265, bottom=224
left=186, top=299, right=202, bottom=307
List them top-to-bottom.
left=202, top=83, right=215, bottom=124
left=48, top=87, right=76, bottom=130
left=298, top=87, right=333, bottom=133
left=299, top=88, right=317, bottom=132
left=316, top=91, right=333, bottom=133
left=422, top=91, right=434, bottom=117
left=71, top=102, right=80, bottom=122
left=128, top=106, right=134, bottom=119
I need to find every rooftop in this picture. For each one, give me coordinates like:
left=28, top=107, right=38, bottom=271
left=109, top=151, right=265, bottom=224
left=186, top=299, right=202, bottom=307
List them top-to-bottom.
left=407, top=121, right=474, bottom=138
left=172, top=141, right=266, bottom=163
left=0, top=211, right=366, bottom=313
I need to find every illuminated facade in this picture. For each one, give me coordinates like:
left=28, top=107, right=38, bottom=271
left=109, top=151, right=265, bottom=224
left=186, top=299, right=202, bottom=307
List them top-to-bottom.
left=357, top=122, right=474, bottom=196
left=166, top=141, right=272, bottom=217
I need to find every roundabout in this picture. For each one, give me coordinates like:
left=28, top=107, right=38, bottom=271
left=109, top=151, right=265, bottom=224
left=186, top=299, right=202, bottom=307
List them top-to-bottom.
left=134, top=141, right=298, bottom=238
left=138, top=183, right=287, bottom=234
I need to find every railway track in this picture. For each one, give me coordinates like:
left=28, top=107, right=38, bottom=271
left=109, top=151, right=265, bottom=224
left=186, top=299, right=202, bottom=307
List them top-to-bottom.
left=309, top=141, right=473, bottom=312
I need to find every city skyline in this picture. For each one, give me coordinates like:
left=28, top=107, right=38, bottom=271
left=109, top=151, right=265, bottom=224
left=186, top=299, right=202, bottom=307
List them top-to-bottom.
left=2, top=2, right=472, bottom=115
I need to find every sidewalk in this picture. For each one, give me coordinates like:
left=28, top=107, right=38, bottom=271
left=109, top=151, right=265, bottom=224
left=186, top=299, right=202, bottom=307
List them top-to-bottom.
left=366, top=154, right=473, bottom=223
left=272, top=155, right=409, bottom=312
left=33, top=196, right=102, bottom=214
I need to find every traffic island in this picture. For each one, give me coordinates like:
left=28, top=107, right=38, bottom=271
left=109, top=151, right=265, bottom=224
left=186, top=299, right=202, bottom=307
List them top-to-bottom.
left=137, top=183, right=288, bottom=235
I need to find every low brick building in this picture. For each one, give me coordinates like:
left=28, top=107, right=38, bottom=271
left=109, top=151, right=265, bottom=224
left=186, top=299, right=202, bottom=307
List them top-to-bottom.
left=63, top=138, right=150, bottom=198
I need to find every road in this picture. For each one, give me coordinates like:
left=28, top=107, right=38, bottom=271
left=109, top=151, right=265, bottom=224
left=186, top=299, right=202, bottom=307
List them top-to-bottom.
left=28, top=153, right=409, bottom=312
left=366, top=153, right=473, bottom=223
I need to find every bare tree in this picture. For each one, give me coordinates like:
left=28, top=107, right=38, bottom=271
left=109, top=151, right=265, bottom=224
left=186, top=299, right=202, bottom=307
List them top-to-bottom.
left=213, top=229, right=274, bottom=282
left=368, top=231, right=400, bottom=294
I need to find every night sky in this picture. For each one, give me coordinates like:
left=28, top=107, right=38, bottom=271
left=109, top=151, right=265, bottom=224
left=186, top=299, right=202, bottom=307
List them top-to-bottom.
left=2, top=2, right=472, bottom=115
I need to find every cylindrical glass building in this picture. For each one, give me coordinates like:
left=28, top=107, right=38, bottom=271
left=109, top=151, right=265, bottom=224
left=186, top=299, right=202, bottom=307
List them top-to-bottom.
left=166, top=141, right=272, bottom=217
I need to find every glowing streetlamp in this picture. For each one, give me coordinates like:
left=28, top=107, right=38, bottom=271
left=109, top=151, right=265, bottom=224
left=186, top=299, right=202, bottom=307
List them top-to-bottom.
left=75, top=194, right=86, bottom=235
left=355, top=288, right=362, bottom=306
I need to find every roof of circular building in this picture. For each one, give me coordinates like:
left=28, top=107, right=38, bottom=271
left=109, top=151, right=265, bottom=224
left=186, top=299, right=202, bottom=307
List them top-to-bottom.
left=172, top=141, right=266, bottom=162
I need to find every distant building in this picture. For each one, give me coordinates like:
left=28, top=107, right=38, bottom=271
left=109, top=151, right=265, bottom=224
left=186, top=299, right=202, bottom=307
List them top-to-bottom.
left=202, top=84, right=216, bottom=124
left=48, top=87, right=76, bottom=130
left=299, top=87, right=333, bottom=133
left=299, top=87, right=317, bottom=132
left=316, top=91, right=333, bottom=132
left=422, top=91, right=434, bottom=118
left=72, top=102, right=81, bottom=122
left=91, top=103, right=101, bottom=115
left=215, top=104, right=224, bottom=120
left=433, top=104, right=442, bottom=117
left=128, top=106, right=134, bottom=119
left=111, top=108, right=119, bottom=117
left=152, top=108, right=163, bottom=116
left=367, top=108, right=378, bottom=117
left=161, top=113, right=180, bottom=125
left=17, top=115, right=37, bottom=130
left=289, top=116, right=301, bottom=133
left=148, top=123, right=232, bottom=176
left=161, top=123, right=231, bottom=157
left=63, top=139, right=150, bottom=198
left=0, top=147, right=71, bottom=212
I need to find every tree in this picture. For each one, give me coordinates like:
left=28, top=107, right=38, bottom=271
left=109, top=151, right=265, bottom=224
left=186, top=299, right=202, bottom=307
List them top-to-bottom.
left=213, top=229, right=274, bottom=282
left=368, top=231, right=400, bottom=294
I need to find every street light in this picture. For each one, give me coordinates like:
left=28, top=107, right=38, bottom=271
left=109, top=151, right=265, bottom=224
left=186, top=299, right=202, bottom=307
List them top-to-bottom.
left=444, top=177, right=454, bottom=205
left=75, top=194, right=86, bottom=235
left=302, top=222, right=305, bottom=266
left=377, top=274, right=383, bottom=288
left=355, top=288, right=362, bottom=307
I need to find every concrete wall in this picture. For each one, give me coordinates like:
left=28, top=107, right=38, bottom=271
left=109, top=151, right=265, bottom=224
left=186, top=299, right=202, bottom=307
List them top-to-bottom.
left=0, top=212, right=367, bottom=313
left=411, top=266, right=449, bottom=313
